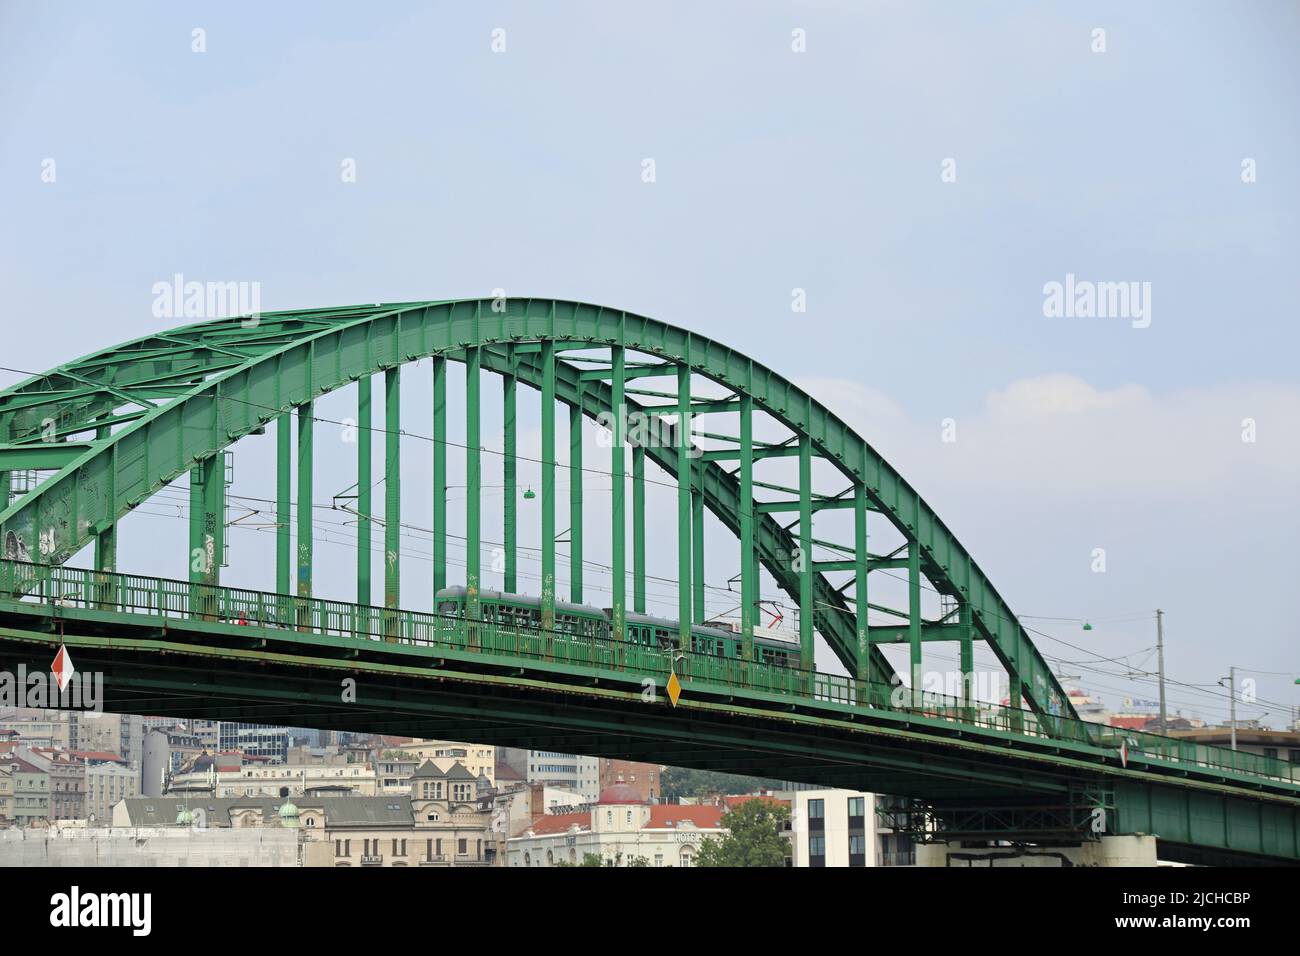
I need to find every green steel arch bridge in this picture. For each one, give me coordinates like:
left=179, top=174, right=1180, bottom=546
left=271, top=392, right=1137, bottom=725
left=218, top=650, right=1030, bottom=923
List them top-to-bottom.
left=0, top=298, right=1296, bottom=865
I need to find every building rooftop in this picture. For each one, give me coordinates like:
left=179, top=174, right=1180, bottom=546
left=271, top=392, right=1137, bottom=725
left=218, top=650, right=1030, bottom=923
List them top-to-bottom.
left=597, top=783, right=645, bottom=805
left=117, top=795, right=416, bottom=828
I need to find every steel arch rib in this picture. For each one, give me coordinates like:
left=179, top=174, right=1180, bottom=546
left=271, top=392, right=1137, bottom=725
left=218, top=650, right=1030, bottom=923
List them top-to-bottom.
left=0, top=298, right=1078, bottom=724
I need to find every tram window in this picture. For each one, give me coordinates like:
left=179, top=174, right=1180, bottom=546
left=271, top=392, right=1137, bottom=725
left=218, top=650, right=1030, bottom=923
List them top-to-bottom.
left=438, top=602, right=458, bottom=614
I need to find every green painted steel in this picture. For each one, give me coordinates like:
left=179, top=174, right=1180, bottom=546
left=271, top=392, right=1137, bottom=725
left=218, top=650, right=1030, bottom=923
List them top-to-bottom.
left=0, top=297, right=1086, bottom=725
left=540, top=341, right=556, bottom=631
left=610, top=344, right=626, bottom=642
left=465, top=346, right=481, bottom=621
left=477, top=346, right=892, bottom=682
left=432, top=356, right=447, bottom=596
left=676, top=363, right=692, bottom=647
left=502, top=364, right=517, bottom=594
left=384, top=366, right=400, bottom=615
left=356, top=375, right=372, bottom=605
left=739, top=393, right=755, bottom=660
left=569, top=399, right=583, bottom=604
left=296, top=402, right=313, bottom=605
left=276, top=413, right=290, bottom=595
left=93, top=423, right=116, bottom=576
left=798, top=432, right=813, bottom=670
left=632, top=443, right=645, bottom=615
left=187, top=455, right=222, bottom=587
left=691, top=459, right=705, bottom=625
left=854, top=481, right=868, bottom=681
left=909, top=509, right=923, bottom=694
left=2, top=557, right=1297, bottom=865
left=960, top=600, right=975, bottom=712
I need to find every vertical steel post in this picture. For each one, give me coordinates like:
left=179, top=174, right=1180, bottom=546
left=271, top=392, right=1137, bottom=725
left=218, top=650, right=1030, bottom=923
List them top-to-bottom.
left=540, top=341, right=556, bottom=631
left=610, top=344, right=626, bottom=642
left=465, top=347, right=481, bottom=620
left=432, top=356, right=447, bottom=597
left=676, top=363, right=692, bottom=649
left=502, top=365, right=517, bottom=594
left=384, top=366, right=401, bottom=631
left=356, top=376, right=372, bottom=606
left=740, top=395, right=756, bottom=662
left=569, top=400, right=584, bottom=604
left=296, top=402, right=314, bottom=614
left=276, top=412, right=291, bottom=597
left=0, top=415, right=8, bottom=516
left=94, top=424, right=116, bottom=576
left=798, top=433, right=813, bottom=670
left=632, top=443, right=646, bottom=615
left=188, top=454, right=221, bottom=621
left=188, top=455, right=222, bottom=588
left=691, top=460, right=705, bottom=624
left=854, top=482, right=869, bottom=683
left=908, top=533, right=922, bottom=704
left=959, top=600, right=974, bottom=717
left=1007, top=661, right=1023, bottom=732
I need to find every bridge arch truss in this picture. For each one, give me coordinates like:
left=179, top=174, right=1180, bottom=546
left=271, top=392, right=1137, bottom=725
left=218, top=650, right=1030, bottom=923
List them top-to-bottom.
left=0, top=298, right=1078, bottom=727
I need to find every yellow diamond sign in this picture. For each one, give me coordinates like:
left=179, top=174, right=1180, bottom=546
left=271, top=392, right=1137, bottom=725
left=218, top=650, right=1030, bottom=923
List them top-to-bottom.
left=666, top=670, right=682, bottom=707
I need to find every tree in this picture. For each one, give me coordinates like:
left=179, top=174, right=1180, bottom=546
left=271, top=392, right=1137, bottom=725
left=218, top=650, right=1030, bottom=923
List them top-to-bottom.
left=659, top=768, right=782, bottom=803
left=696, top=799, right=790, bottom=867
left=565, top=851, right=647, bottom=867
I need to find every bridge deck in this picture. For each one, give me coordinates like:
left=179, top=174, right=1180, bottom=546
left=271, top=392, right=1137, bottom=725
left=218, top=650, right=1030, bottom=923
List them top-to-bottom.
left=3, top=560, right=1296, bottom=798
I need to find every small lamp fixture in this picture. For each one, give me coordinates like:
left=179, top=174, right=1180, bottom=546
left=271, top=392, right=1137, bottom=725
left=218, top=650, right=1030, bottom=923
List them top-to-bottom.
left=523, top=487, right=536, bottom=500
left=1081, top=621, right=1093, bottom=631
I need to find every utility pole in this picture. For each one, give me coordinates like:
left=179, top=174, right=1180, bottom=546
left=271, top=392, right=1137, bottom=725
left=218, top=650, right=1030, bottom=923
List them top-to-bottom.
left=1155, top=609, right=1167, bottom=735
left=1228, top=665, right=1237, bottom=751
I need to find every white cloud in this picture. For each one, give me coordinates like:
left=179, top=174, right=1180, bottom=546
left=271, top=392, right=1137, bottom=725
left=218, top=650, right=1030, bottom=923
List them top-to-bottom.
left=800, top=373, right=1300, bottom=501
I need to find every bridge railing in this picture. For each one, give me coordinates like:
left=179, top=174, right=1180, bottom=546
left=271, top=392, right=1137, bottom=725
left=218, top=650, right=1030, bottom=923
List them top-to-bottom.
left=2, top=559, right=1295, bottom=785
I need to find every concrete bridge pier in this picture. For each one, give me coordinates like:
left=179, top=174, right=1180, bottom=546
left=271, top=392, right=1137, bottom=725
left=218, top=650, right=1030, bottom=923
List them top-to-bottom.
left=916, top=835, right=1157, bottom=867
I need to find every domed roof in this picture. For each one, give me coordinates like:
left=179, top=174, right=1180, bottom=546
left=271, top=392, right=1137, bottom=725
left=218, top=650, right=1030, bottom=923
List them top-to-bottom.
left=597, top=783, right=646, bottom=805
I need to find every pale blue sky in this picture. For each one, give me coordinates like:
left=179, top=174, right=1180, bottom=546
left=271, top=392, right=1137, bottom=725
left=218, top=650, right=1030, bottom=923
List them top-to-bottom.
left=2, top=1, right=1297, bottom=725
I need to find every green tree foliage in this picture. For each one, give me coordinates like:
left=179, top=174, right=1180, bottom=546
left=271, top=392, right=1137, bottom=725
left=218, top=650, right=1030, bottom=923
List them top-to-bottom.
left=659, top=767, right=781, bottom=802
left=696, top=799, right=791, bottom=867
left=560, top=851, right=650, bottom=867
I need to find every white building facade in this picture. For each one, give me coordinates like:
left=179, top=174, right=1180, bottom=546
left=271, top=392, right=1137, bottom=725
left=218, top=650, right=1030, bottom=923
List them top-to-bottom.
left=507, top=784, right=723, bottom=867
left=790, top=789, right=914, bottom=867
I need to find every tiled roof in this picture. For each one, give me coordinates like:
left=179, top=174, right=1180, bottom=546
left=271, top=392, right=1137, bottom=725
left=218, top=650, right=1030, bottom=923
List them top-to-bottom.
left=68, top=750, right=127, bottom=764
left=3, top=755, right=45, bottom=774
left=647, top=806, right=724, bottom=829
left=523, top=812, right=590, bottom=836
